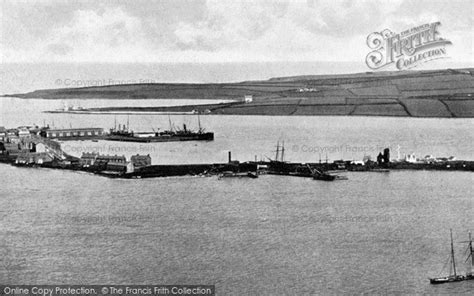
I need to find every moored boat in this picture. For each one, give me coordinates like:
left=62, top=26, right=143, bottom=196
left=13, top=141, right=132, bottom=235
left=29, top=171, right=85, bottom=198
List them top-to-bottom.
left=105, top=116, right=214, bottom=143
left=429, top=230, right=474, bottom=284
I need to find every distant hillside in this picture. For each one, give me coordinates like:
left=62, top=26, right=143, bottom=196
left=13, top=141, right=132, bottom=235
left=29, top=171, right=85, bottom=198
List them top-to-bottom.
left=4, top=68, right=474, bottom=117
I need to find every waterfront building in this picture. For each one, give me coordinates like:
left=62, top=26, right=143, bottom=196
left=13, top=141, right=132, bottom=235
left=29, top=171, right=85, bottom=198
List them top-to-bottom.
left=0, top=126, right=6, bottom=141
left=18, top=128, right=31, bottom=138
left=44, top=128, right=104, bottom=139
left=7, top=134, right=20, bottom=144
left=29, top=142, right=47, bottom=153
left=2, top=143, right=23, bottom=157
left=15, top=152, right=54, bottom=165
left=80, top=152, right=99, bottom=166
left=80, top=153, right=129, bottom=171
left=96, top=154, right=126, bottom=165
left=405, top=154, right=417, bottom=163
left=101, top=155, right=129, bottom=172
left=424, top=155, right=436, bottom=163
left=106, top=160, right=131, bottom=173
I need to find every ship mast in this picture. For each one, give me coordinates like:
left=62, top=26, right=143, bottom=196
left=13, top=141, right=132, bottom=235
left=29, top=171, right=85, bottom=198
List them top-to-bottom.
left=197, top=113, right=202, bottom=133
left=168, top=114, right=173, bottom=132
left=275, top=141, right=280, bottom=161
left=281, top=141, right=285, bottom=162
left=450, top=229, right=457, bottom=277
left=467, top=232, right=473, bottom=276
left=470, top=232, right=473, bottom=270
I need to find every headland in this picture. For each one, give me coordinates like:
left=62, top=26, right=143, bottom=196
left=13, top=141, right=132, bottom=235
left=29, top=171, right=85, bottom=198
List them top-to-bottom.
left=3, top=68, right=474, bottom=117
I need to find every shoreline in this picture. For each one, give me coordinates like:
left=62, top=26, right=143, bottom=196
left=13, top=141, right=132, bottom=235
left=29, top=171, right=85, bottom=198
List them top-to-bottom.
left=41, top=110, right=473, bottom=118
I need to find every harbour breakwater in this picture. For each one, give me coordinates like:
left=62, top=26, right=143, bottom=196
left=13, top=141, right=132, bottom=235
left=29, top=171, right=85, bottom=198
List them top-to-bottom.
left=1, top=126, right=472, bottom=179
left=1, top=141, right=472, bottom=180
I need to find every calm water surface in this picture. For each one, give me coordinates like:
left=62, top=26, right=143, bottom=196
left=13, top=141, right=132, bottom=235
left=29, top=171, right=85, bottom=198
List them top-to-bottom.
left=0, top=98, right=473, bottom=294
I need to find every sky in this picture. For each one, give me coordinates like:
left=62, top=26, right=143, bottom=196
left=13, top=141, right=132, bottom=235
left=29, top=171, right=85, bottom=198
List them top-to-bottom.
left=0, top=0, right=473, bottom=64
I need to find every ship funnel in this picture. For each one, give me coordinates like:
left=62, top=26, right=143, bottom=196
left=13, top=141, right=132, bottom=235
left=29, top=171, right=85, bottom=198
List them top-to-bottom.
left=228, top=151, right=232, bottom=163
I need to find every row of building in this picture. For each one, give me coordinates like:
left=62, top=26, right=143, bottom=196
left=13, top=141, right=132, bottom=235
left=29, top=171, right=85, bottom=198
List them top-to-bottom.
left=0, top=125, right=105, bottom=143
left=1, top=126, right=151, bottom=173
left=42, top=128, right=104, bottom=139
left=1, top=142, right=152, bottom=173
left=79, top=152, right=151, bottom=173
left=402, top=154, right=457, bottom=163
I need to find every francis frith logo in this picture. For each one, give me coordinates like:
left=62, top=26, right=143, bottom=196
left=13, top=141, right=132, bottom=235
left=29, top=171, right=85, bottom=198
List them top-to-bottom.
left=366, top=22, right=452, bottom=70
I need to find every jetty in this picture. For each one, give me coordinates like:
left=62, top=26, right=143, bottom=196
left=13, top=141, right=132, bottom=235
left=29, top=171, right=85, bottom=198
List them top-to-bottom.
left=3, top=120, right=214, bottom=143
left=1, top=126, right=473, bottom=179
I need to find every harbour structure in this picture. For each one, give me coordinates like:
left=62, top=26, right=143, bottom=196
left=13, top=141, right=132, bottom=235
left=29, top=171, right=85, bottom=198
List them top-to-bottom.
left=1, top=121, right=214, bottom=143
left=0, top=124, right=105, bottom=141
left=42, top=127, right=104, bottom=140
left=1, top=132, right=474, bottom=178
left=2, top=143, right=474, bottom=177
left=218, top=151, right=259, bottom=179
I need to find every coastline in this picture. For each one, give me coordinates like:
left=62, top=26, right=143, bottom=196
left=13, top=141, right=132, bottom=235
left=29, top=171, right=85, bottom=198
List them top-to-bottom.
left=4, top=67, right=473, bottom=118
